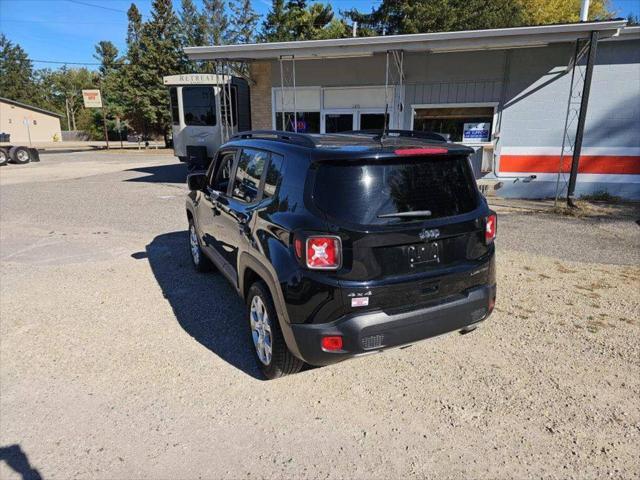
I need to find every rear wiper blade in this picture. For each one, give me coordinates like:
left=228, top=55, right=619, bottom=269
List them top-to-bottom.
left=377, top=210, right=432, bottom=218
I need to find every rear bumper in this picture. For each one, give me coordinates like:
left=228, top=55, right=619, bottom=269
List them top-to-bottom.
left=289, top=284, right=495, bottom=366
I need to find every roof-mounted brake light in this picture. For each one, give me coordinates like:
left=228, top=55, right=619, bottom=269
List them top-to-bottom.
left=394, top=148, right=448, bottom=156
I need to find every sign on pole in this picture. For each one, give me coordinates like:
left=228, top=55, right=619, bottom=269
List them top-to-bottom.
left=82, top=89, right=103, bottom=108
left=82, top=89, right=109, bottom=149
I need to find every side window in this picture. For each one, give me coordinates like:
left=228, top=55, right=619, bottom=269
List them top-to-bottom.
left=182, top=86, right=216, bottom=126
left=169, top=87, right=179, bottom=125
left=232, top=149, right=269, bottom=204
left=209, top=152, right=235, bottom=193
left=263, top=154, right=284, bottom=199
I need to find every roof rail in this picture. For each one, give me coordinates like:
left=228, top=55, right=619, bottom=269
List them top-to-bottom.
left=347, top=129, right=448, bottom=142
left=231, top=130, right=317, bottom=148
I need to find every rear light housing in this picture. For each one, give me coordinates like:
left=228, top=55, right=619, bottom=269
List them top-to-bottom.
left=485, top=213, right=497, bottom=244
left=305, top=236, right=341, bottom=270
left=321, top=336, right=343, bottom=351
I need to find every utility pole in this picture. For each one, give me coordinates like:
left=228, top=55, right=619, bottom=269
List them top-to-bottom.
left=65, top=98, right=71, bottom=130
left=102, top=106, right=110, bottom=150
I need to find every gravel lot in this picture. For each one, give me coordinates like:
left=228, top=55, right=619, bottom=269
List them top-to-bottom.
left=1, top=152, right=639, bottom=479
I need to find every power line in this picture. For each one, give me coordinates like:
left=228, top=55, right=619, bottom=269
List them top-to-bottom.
left=65, top=0, right=128, bottom=13
left=1, top=18, right=123, bottom=24
left=31, top=59, right=103, bottom=65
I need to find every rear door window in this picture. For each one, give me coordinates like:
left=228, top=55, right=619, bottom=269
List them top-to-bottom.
left=182, top=86, right=216, bottom=126
left=232, top=148, right=269, bottom=204
left=263, top=154, right=284, bottom=199
left=313, top=155, right=478, bottom=225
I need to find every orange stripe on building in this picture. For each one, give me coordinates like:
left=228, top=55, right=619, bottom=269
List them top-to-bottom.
left=499, top=155, right=640, bottom=175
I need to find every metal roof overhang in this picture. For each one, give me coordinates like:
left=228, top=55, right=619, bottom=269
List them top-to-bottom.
left=185, top=20, right=627, bottom=61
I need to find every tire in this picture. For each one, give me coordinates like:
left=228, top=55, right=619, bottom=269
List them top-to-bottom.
left=9, top=146, right=32, bottom=164
left=0, top=148, right=8, bottom=166
left=188, top=218, right=213, bottom=272
left=247, top=281, right=304, bottom=379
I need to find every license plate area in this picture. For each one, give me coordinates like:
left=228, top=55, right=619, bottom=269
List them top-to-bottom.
left=408, top=241, right=440, bottom=269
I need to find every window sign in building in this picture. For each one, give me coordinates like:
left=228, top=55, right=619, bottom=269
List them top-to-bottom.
left=463, top=122, right=491, bottom=143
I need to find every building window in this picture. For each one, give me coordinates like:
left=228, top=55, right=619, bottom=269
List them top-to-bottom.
left=413, top=107, right=494, bottom=143
left=275, top=112, right=320, bottom=134
left=33, top=120, right=37, bottom=125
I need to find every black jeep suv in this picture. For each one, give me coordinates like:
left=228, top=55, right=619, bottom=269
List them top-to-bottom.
left=186, top=130, right=496, bottom=379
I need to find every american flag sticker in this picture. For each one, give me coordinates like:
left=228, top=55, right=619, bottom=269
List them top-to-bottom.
left=351, top=297, right=369, bottom=307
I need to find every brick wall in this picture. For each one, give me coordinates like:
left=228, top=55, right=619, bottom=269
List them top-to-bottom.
left=249, top=62, right=272, bottom=130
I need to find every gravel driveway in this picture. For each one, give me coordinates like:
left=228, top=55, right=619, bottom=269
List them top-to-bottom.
left=1, top=152, right=638, bottom=479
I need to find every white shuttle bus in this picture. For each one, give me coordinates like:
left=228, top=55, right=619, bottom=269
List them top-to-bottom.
left=164, top=73, right=250, bottom=170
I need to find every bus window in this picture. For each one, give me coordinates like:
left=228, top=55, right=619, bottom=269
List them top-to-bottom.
left=182, top=86, right=216, bottom=126
left=169, top=87, right=179, bottom=125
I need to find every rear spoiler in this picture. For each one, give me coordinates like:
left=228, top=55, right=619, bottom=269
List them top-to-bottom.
left=345, top=129, right=449, bottom=142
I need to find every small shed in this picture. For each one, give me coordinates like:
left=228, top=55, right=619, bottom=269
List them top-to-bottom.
left=0, top=97, right=63, bottom=144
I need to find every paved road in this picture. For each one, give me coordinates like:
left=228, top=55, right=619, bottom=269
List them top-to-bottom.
left=1, top=152, right=638, bottom=479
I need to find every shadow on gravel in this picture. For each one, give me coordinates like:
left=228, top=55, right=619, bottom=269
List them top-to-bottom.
left=125, top=163, right=187, bottom=184
left=139, top=231, right=263, bottom=379
left=0, top=444, right=42, bottom=480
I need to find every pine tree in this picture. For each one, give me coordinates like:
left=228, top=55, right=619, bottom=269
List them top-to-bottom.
left=138, top=0, right=187, bottom=138
left=180, top=0, right=207, bottom=47
left=203, top=0, right=230, bottom=45
left=229, top=0, right=260, bottom=44
left=261, top=0, right=346, bottom=41
left=262, top=0, right=289, bottom=41
left=122, top=3, right=147, bottom=136
left=126, top=3, right=143, bottom=59
left=0, top=34, right=39, bottom=104
left=94, top=41, right=125, bottom=137
left=94, top=41, right=119, bottom=77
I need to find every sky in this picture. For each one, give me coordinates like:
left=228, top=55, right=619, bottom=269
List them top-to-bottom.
left=0, top=0, right=638, bottom=69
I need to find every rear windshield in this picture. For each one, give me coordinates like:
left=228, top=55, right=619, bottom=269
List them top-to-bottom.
left=313, top=155, right=478, bottom=225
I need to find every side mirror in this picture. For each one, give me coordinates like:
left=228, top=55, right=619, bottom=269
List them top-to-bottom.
left=187, top=173, right=207, bottom=191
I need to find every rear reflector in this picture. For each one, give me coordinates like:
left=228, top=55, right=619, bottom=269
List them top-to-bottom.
left=394, top=147, right=448, bottom=156
left=485, top=214, right=497, bottom=244
left=306, top=236, right=341, bottom=270
left=294, top=238, right=303, bottom=259
left=321, top=336, right=343, bottom=351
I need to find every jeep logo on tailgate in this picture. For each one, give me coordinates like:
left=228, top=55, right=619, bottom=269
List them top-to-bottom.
left=419, top=228, right=440, bottom=241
